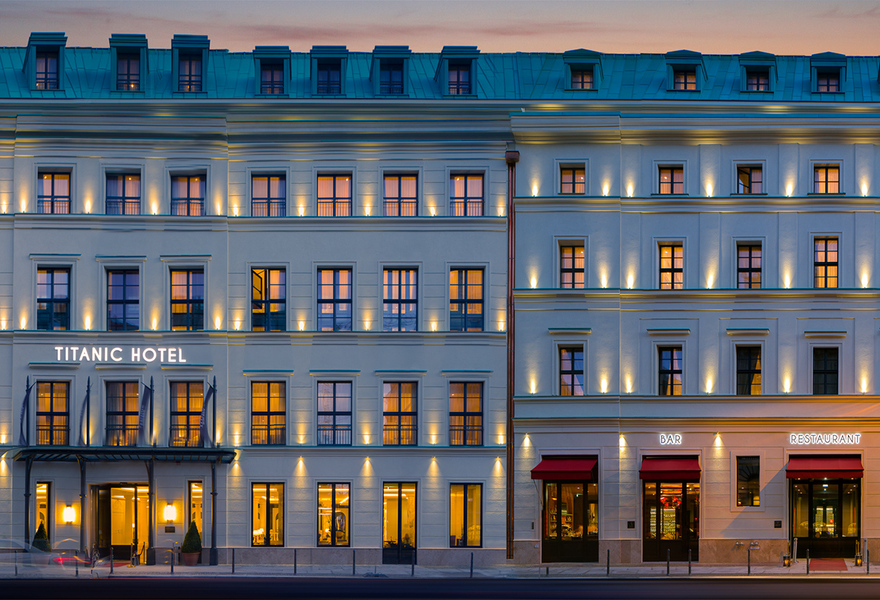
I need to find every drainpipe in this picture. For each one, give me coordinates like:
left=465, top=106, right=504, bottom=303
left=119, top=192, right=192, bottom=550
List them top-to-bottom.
left=505, top=149, right=519, bottom=560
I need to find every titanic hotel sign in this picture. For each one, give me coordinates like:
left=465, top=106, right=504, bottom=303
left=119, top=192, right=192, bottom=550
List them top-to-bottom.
left=54, top=346, right=188, bottom=363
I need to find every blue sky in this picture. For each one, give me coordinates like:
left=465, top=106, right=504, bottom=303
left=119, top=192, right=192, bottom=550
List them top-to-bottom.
left=1, top=0, right=879, bottom=54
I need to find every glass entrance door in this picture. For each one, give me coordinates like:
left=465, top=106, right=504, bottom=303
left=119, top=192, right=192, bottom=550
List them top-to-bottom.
left=791, top=480, right=859, bottom=558
left=542, top=481, right=598, bottom=562
left=643, top=481, right=699, bottom=561
left=383, top=482, right=416, bottom=564
left=93, top=484, right=150, bottom=560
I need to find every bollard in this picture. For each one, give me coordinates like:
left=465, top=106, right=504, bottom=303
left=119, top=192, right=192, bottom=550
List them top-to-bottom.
left=110, top=546, right=114, bottom=575
left=14, top=547, right=17, bottom=576
left=232, top=547, right=235, bottom=574
left=748, top=547, right=751, bottom=575
left=170, top=548, right=174, bottom=575
left=294, top=548, right=297, bottom=575
left=411, top=548, right=415, bottom=577
left=606, top=548, right=610, bottom=576
left=666, top=548, right=670, bottom=576
left=352, top=549, right=356, bottom=576
left=688, top=549, right=692, bottom=576
left=806, top=549, right=810, bottom=575
left=868, top=549, right=871, bottom=575
left=470, top=552, right=474, bottom=578
left=76, top=554, right=79, bottom=578
left=545, top=566, right=549, bottom=577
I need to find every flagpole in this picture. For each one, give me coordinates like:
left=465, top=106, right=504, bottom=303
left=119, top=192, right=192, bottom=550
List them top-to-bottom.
left=212, top=375, right=217, bottom=448
left=149, top=376, right=154, bottom=447
left=86, top=377, right=91, bottom=447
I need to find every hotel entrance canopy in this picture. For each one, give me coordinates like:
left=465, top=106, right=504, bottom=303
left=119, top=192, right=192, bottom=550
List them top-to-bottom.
left=13, top=446, right=235, bottom=463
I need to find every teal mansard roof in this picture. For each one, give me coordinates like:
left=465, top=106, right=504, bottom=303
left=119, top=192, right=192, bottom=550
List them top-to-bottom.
left=1, top=33, right=879, bottom=101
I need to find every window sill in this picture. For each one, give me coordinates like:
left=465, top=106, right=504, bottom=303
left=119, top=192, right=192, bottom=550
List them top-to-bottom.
left=255, top=93, right=290, bottom=98
left=731, top=192, right=768, bottom=196
left=650, top=193, right=689, bottom=197
left=806, top=193, right=846, bottom=197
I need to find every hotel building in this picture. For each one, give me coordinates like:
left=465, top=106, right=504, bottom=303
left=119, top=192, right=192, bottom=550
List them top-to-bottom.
left=0, top=34, right=878, bottom=566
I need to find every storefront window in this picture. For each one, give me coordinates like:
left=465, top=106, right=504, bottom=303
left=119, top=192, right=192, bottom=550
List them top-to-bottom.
left=736, top=456, right=760, bottom=506
left=542, top=480, right=598, bottom=562
left=188, top=481, right=203, bottom=538
left=36, top=483, right=50, bottom=545
left=252, top=483, right=283, bottom=546
left=317, top=483, right=350, bottom=546
left=450, top=483, right=481, bottom=547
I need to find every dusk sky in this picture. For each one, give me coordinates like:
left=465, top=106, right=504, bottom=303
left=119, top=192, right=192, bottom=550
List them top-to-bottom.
left=1, top=0, right=878, bottom=55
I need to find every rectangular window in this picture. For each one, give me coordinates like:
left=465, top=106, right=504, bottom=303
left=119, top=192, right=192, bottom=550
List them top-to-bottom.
left=35, top=51, right=59, bottom=90
left=116, top=53, right=140, bottom=91
left=178, top=53, right=202, bottom=92
left=316, top=60, right=341, bottom=94
left=380, top=60, right=404, bottom=94
left=260, top=62, right=284, bottom=95
left=448, top=62, right=470, bottom=94
left=571, top=67, right=594, bottom=90
left=673, top=68, right=696, bottom=90
left=745, top=69, right=769, bottom=91
left=816, top=69, right=840, bottom=92
left=813, top=165, right=840, bottom=194
left=736, top=166, right=762, bottom=194
left=560, top=167, right=585, bottom=194
left=658, top=167, right=684, bottom=195
left=37, top=172, right=70, bottom=214
left=106, top=174, right=141, bottom=215
left=317, top=174, right=351, bottom=217
left=383, top=174, right=418, bottom=216
left=449, top=174, right=483, bottom=216
left=171, top=175, right=205, bottom=216
left=251, top=175, right=286, bottom=217
left=814, top=238, right=838, bottom=289
left=659, top=244, right=683, bottom=290
left=737, top=244, right=762, bottom=289
left=560, top=246, right=585, bottom=289
left=37, top=268, right=70, bottom=331
left=251, top=268, right=286, bottom=332
left=317, top=268, right=352, bottom=331
left=449, top=268, right=483, bottom=332
left=107, top=269, right=139, bottom=331
left=170, top=269, right=204, bottom=331
left=383, top=269, right=417, bottom=331
left=658, top=346, right=683, bottom=396
left=560, top=347, right=584, bottom=396
left=736, top=347, right=761, bottom=395
left=813, top=348, right=839, bottom=395
left=36, top=381, right=68, bottom=446
left=106, top=381, right=139, bottom=446
left=170, top=381, right=203, bottom=447
left=251, top=381, right=285, bottom=445
left=317, top=382, right=352, bottom=446
left=383, top=382, right=417, bottom=446
left=449, top=382, right=482, bottom=446
left=736, top=456, right=760, bottom=507
left=188, top=482, right=203, bottom=540
left=35, top=483, right=50, bottom=545
left=251, top=483, right=283, bottom=546
left=317, top=483, right=350, bottom=546
left=450, top=483, right=482, bottom=547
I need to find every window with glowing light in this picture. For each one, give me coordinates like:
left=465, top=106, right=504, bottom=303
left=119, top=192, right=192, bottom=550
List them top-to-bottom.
left=35, top=51, right=59, bottom=89
left=116, top=52, right=140, bottom=91
left=178, top=52, right=202, bottom=92
left=570, top=67, right=594, bottom=90
left=673, top=68, right=696, bottom=90
left=745, top=68, right=769, bottom=91
left=816, top=68, right=841, bottom=92
left=813, top=165, right=840, bottom=194
left=736, top=166, right=762, bottom=194
left=560, top=167, right=585, bottom=194
left=658, top=167, right=684, bottom=195
left=37, top=172, right=70, bottom=214
left=106, top=174, right=141, bottom=214
left=251, top=174, right=286, bottom=217
left=317, top=174, right=351, bottom=216
left=383, top=174, right=418, bottom=216
left=450, top=174, right=483, bottom=216
left=170, top=175, right=205, bottom=216
left=813, top=238, right=838, bottom=289
left=658, top=244, right=683, bottom=289
left=737, top=244, right=761, bottom=289
left=560, top=246, right=585, bottom=289
left=37, top=268, right=70, bottom=330
left=251, top=268, right=286, bottom=331
left=317, top=268, right=352, bottom=331
left=107, top=269, right=139, bottom=331
left=170, top=269, right=204, bottom=331
left=383, top=269, right=417, bottom=331
left=449, top=269, right=483, bottom=331
left=559, top=347, right=584, bottom=396
left=658, top=347, right=683, bottom=396
left=736, top=347, right=761, bottom=395
left=813, top=348, right=839, bottom=395
left=36, top=381, right=69, bottom=446
left=105, top=381, right=139, bottom=446
left=170, top=381, right=203, bottom=447
left=251, top=381, right=285, bottom=445
left=317, top=382, right=352, bottom=446
left=383, top=382, right=417, bottom=445
left=449, top=382, right=482, bottom=446
left=736, top=456, right=760, bottom=507
left=188, top=481, right=203, bottom=538
left=35, top=483, right=51, bottom=545
left=252, top=483, right=283, bottom=546
left=318, top=483, right=350, bottom=546
left=450, top=483, right=482, bottom=547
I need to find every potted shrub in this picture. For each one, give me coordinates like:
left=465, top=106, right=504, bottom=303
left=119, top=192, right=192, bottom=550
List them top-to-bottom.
left=180, top=520, right=202, bottom=566
left=32, top=522, right=50, bottom=552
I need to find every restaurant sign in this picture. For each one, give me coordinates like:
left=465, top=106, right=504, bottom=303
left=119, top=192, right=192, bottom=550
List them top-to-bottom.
left=789, top=433, right=861, bottom=445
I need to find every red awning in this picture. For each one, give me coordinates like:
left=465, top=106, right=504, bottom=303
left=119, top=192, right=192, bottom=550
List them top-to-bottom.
left=639, top=456, right=701, bottom=481
left=786, top=456, right=863, bottom=479
left=530, top=457, right=597, bottom=481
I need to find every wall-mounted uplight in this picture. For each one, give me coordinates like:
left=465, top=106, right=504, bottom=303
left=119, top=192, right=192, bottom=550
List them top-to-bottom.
left=602, top=183, right=609, bottom=197
left=705, top=183, right=713, bottom=197
left=785, top=183, right=793, bottom=197
left=862, top=183, right=869, bottom=197
left=532, top=184, right=538, bottom=197
left=626, top=184, right=633, bottom=198
left=84, top=200, right=92, bottom=214
left=151, top=202, right=158, bottom=215
left=232, top=205, right=239, bottom=217
left=298, top=205, right=305, bottom=217
left=364, top=205, right=371, bottom=216
left=429, top=206, right=436, bottom=216
left=600, top=273, right=608, bottom=289
left=783, top=273, right=791, bottom=289
left=861, top=273, right=869, bottom=289
left=626, top=274, right=634, bottom=290
left=530, top=276, right=537, bottom=289
left=84, top=315, right=91, bottom=331
left=20, top=316, right=26, bottom=329
left=214, top=316, right=222, bottom=330
left=151, top=317, right=158, bottom=331
left=234, top=319, right=241, bottom=331
left=364, top=319, right=371, bottom=331
left=298, top=321, right=305, bottom=332
left=431, top=321, right=437, bottom=332
left=600, top=378, right=608, bottom=394
left=625, top=378, right=632, bottom=394
left=705, top=378, right=713, bottom=394
left=783, top=378, right=791, bottom=394
left=861, top=378, right=868, bottom=394
left=529, top=380, right=536, bottom=394
left=618, top=434, right=626, bottom=448
left=163, top=503, right=177, bottom=523
left=62, top=505, right=76, bottom=524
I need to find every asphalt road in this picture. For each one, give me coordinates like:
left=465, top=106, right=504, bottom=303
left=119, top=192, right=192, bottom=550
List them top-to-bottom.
left=1, top=577, right=878, bottom=600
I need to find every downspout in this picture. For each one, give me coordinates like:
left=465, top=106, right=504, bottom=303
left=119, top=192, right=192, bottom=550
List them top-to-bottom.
left=505, top=149, right=519, bottom=560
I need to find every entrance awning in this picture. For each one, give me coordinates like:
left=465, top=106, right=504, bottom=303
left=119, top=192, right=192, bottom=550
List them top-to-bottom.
left=531, top=456, right=597, bottom=481
left=639, top=456, right=701, bottom=481
left=786, top=456, right=863, bottom=479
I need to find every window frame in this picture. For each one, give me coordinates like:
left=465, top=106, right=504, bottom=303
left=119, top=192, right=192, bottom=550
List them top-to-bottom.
left=35, top=50, right=59, bottom=90
left=116, top=51, right=141, bottom=91
left=178, top=52, right=203, bottom=92
left=316, top=59, right=343, bottom=95
left=379, top=59, right=405, bottom=95
left=260, top=60, right=285, bottom=95
left=447, top=60, right=472, bottom=95
left=570, top=66, right=594, bottom=90
left=672, top=67, right=697, bottom=91
left=815, top=67, right=841, bottom=93
left=744, top=68, right=770, bottom=92
left=812, top=164, right=841, bottom=195
left=559, top=165, right=586, bottom=195
left=657, top=165, right=685, bottom=195
left=735, top=165, right=763, bottom=195
left=37, top=171, right=71, bottom=214
left=105, top=172, right=142, bottom=215
left=251, top=173, right=286, bottom=217
left=317, top=173, right=352, bottom=217
left=383, top=173, right=419, bottom=217
left=449, top=173, right=484, bottom=217
left=170, top=174, right=206, bottom=216
left=813, top=236, right=839, bottom=289
left=658, top=243, right=684, bottom=290
left=736, top=243, right=762, bottom=289
left=559, top=244, right=585, bottom=289
left=36, top=267, right=71, bottom=331
left=251, top=267, right=286, bottom=332
left=449, top=267, right=484, bottom=332
left=107, top=268, right=140, bottom=331
left=170, top=268, right=205, bottom=331
left=317, top=268, right=353, bottom=332
left=383, top=268, right=418, bottom=332
left=559, top=346, right=585, bottom=396
left=657, top=346, right=683, bottom=396
left=735, top=346, right=762, bottom=396
left=812, top=347, right=839, bottom=395
left=105, top=380, right=140, bottom=447
left=169, top=380, right=204, bottom=448
left=36, top=381, right=69, bottom=446
left=251, top=381, right=286, bottom=445
left=317, top=381, right=353, bottom=446
left=382, top=381, right=418, bottom=446
left=449, top=381, right=483, bottom=446
left=735, top=455, right=761, bottom=508
left=251, top=482, right=284, bottom=547
left=317, top=482, right=351, bottom=546
left=449, top=483, right=483, bottom=548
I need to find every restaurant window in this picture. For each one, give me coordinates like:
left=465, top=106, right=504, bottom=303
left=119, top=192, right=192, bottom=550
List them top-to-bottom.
left=35, top=51, right=59, bottom=89
left=116, top=52, right=140, bottom=91
left=178, top=53, right=202, bottom=92
left=316, top=60, right=342, bottom=94
left=260, top=61, right=284, bottom=95
left=571, top=67, right=594, bottom=90
left=813, top=165, right=840, bottom=194
left=736, top=166, right=762, bottom=194
left=560, top=167, right=585, bottom=194
left=658, top=167, right=684, bottom=195
left=37, top=172, right=70, bottom=214
left=106, top=174, right=141, bottom=215
left=251, top=174, right=286, bottom=217
left=317, top=174, right=351, bottom=217
left=383, top=174, right=418, bottom=216
left=449, top=174, right=483, bottom=216
left=171, top=175, right=205, bottom=216
left=813, top=238, right=838, bottom=289
left=659, top=244, right=683, bottom=289
left=737, top=244, right=761, bottom=289
left=560, top=246, right=585, bottom=289
left=37, top=268, right=70, bottom=331
left=252, top=268, right=286, bottom=332
left=317, top=268, right=352, bottom=331
left=107, top=269, right=139, bottom=331
left=170, top=269, right=204, bottom=331
left=383, top=269, right=417, bottom=331
left=449, top=269, right=483, bottom=332
left=658, top=346, right=683, bottom=396
left=736, top=346, right=761, bottom=395
left=560, top=347, right=584, bottom=396
left=813, top=348, right=839, bottom=395
left=36, top=381, right=68, bottom=446
left=106, top=381, right=139, bottom=446
left=169, top=381, right=203, bottom=447
left=251, top=381, right=285, bottom=445
left=317, top=382, right=352, bottom=446
left=383, top=382, right=417, bottom=446
left=449, top=382, right=482, bottom=446
left=736, top=456, right=760, bottom=507
left=188, top=482, right=203, bottom=540
left=252, top=483, right=283, bottom=547
left=318, top=483, right=350, bottom=546
left=450, top=483, right=481, bottom=548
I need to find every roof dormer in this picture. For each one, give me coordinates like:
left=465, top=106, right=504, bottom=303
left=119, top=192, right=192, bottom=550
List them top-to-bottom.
left=24, top=32, right=66, bottom=91
left=109, top=34, right=148, bottom=93
left=172, top=34, right=210, bottom=93
left=253, top=45, right=290, bottom=96
left=371, top=45, right=411, bottom=96
left=310, top=46, right=349, bottom=96
left=435, top=46, right=479, bottom=96
left=562, top=49, right=603, bottom=91
left=665, top=50, right=705, bottom=92
left=738, top=51, right=776, bottom=92
left=811, top=52, right=846, bottom=93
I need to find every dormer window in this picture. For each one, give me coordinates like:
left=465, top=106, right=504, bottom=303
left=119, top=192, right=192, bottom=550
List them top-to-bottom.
left=25, top=32, right=66, bottom=91
left=110, top=34, right=148, bottom=94
left=171, top=34, right=210, bottom=94
left=254, top=46, right=290, bottom=97
left=563, top=49, right=602, bottom=92
left=665, top=50, right=703, bottom=92
left=35, top=51, right=59, bottom=90
left=739, top=51, right=776, bottom=93
left=116, top=52, right=140, bottom=91
left=810, top=52, right=845, bottom=93
left=179, top=53, right=202, bottom=92
left=317, top=60, right=342, bottom=94
left=380, top=60, right=404, bottom=94
left=261, top=61, right=284, bottom=95
left=448, top=61, right=471, bottom=95
left=571, top=67, right=594, bottom=90
left=673, top=68, right=696, bottom=90
left=745, top=68, right=769, bottom=91
left=816, top=68, right=840, bottom=92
